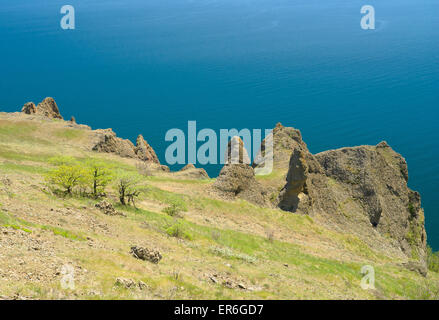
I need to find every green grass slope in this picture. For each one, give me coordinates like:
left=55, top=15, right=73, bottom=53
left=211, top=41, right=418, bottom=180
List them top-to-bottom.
left=0, top=113, right=438, bottom=300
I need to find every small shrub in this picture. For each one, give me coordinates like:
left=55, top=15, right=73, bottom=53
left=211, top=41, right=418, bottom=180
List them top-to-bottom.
left=84, top=158, right=114, bottom=198
left=46, top=162, right=87, bottom=196
left=136, top=162, right=152, bottom=177
left=115, top=172, right=142, bottom=206
left=163, top=201, right=185, bottom=217
left=408, top=203, right=416, bottom=218
left=166, top=223, right=193, bottom=240
left=265, top=229, right=275, bottom=242
left=211, top=230, right=221, bottom=241
left=209, top=246, right=257, bottom=264
left=427, top=246, right=439, bottom=273
left=172, top=270, right=182, bottom=281
left=413, top=279, right=439, bottom=300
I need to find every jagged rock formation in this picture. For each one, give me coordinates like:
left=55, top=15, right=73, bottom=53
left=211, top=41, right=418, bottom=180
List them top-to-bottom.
left=18, top=98, right=161, bottom=165
left=21, top=98, right=63, bottom=120
left=21, top=102, right=37, bottom=115
left=253, top=122, right=305, bottom=170
left=264, top=123, right=428, bottom=268
left=92, top=129, right=137, bottom=158
left=91, top=130, right=161, bottom=165
left=135, top=135, right=159, bottom=164
left=226, top=136, right=251, bottom=164
left=213, top=137, right=268, bottom=206
left=315, top=142, right=427, bottom=264
left=176, top=164, right=209, bottom=180
left=181, top=164, right=196, bottom=171
left=213, top=164, right=268, bottom=206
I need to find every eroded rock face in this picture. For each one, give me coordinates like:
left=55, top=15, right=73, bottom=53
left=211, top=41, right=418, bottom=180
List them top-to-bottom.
left=21, top=98, right=63, bottom=119
left=36, top=98, right=63, bottom=119
left=21, top=102, right=37, bottom=115
left=253, top=123, right=306, bottom=170
left=269, top=123, right=426, bottom=265
left=92, top=129, right=137, bottom=158
left=91, top=130, right=161, bottom=164
left=135, top=135, right=159, bottom=164
left=213, top=136, right=268, bottom=205
left=226, top=136, right=251, bottom=165
left=315, top=142, right=427, bottom=261
left=278, top=149, right=309, bottom=212
left=177, top=164, right=209, bottom=180
left=212, top=164, right=268, bottom=206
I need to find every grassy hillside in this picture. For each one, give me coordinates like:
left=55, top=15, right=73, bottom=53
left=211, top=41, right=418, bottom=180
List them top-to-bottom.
left=0, top=112, right=438, bottom=300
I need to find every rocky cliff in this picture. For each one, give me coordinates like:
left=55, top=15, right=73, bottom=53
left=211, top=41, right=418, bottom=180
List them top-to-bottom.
left=15, top=98, right=429, bottom=271
left=22, top=98, right=63, bottom=120
left=0, top=99, right=436, bottom=299
left=251, top=123, right=428, bottom=270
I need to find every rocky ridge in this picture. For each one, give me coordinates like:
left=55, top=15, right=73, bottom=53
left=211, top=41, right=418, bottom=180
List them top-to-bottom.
left=15, top=98, right=430, bottom=272
left=250, top=123, right=428, bottom=271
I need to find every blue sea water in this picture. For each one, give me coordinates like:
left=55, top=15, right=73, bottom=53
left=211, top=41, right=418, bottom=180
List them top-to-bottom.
left=0, top=0, right=438, bottom=249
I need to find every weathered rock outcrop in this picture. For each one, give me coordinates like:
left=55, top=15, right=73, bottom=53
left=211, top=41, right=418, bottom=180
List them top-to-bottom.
left=21, top=98, right=63, bottom=120
left=21, top=102, right=37, bottom=115
left=253, top=122, right=305, bottom=171
left=270, top=123, right=427, bottom=267
left=92, top=129, right=137, bottom=158
left=92, top=129, right=162, bottom=165
left=91, top=130, right=161, bottom=164
left=135, top=135, right=160, bottom=164
left=226, top=136, right=251, bottom=164
left=213, top=137, right=268, bottom=206
left=315, top=142, right=427, bottom=263
left=176, top=164, right=209, bottom=180
left=213, top=164, right=268, bottom=206
left=130, top=246, right=162, bottom=264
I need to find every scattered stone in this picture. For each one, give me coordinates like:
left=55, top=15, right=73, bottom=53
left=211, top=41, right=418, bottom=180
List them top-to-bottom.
left=70, top=116, right=76, bottom=123
left=1, top=178, right=12, bottom=187
left=95, top=201, right=126, bottom=217
left=130, top=246, right=162, bottom=264
left=115, top=277, right=137, bottom=289
left=138, top=280, right=149, bottom=290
